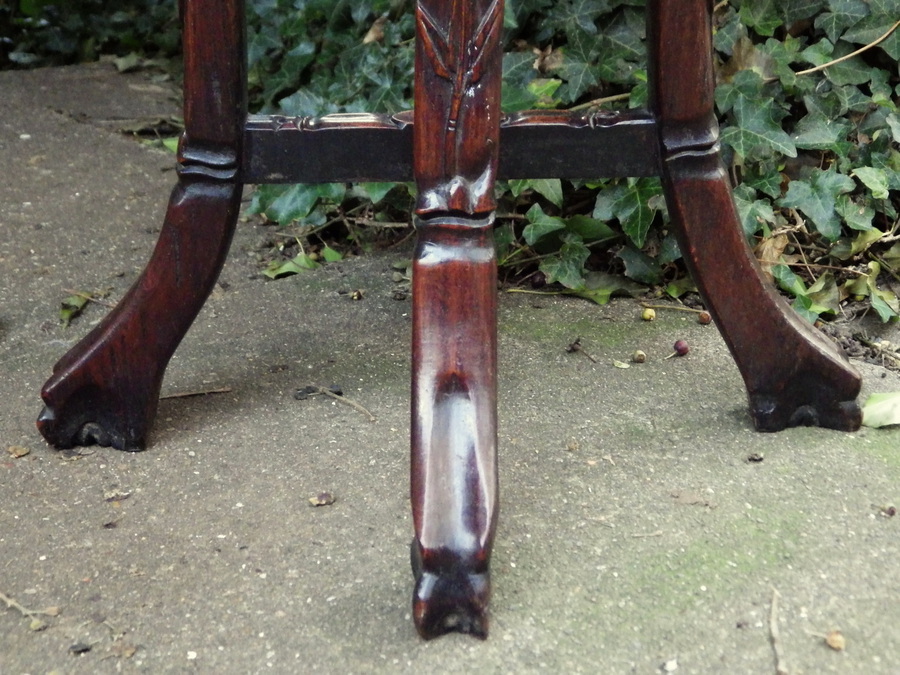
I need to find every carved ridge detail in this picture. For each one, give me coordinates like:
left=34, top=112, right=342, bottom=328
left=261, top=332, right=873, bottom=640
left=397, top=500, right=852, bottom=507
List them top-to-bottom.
left=414, top=0, right=505, bottom=216
left=177, top=137, right=239, bottom=181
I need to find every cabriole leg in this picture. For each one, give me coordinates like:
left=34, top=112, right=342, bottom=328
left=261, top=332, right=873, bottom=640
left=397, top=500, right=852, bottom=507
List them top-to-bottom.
left=37, top=0, right=247, bottom=450
left=648, top=0, right=861, bottom=431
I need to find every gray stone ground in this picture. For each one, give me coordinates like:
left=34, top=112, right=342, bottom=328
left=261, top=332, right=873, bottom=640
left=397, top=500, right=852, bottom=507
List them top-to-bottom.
left=0, top=63, right=898, bottom=674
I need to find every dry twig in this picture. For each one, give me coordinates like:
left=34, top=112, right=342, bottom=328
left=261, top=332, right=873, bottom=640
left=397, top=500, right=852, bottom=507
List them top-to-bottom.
left=63, top=289, right=115, bottom=309
left=160, top=386, right=233, bottom=400
left=315, top=386, right=376, bottom=422
left=770, top=588, right=789, bottom=675
left=1, top=590, right=59, bottom=618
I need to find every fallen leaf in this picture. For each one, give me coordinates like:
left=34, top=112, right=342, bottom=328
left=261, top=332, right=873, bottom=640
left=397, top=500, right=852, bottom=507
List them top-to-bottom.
left=362, top=15, right=387, bottom=44
left=113, top=52, right=143, bottom=72
left=754, top=233, right=789, bottom=283
left=612, top=359, right=631, bottom=369
left=861, top=392, right=900, bottom=428
left=6, top=445, right=30, bottom=458
left=104, top=490, right=132, bottom=503
left=309, top=492, right=336, bottom=507
left=29, top=618, right=47, bottom=631
left=110, top=641, right=138, bottom=659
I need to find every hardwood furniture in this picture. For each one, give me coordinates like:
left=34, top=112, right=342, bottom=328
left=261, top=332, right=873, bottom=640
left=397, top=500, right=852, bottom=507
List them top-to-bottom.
left=38, top=0, right=862, bottom=639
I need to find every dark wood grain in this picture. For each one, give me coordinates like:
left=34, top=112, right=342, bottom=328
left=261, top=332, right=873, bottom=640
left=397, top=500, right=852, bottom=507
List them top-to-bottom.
left=39, top=0, right=246, bottom=449
left=409, top=0, right=504, bottom=639
left=648, top=0, right=861, bottom=430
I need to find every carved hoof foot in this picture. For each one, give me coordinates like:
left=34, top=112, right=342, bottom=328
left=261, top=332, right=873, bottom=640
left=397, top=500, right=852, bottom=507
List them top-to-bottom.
left=38, top=383, right=152, bottom=452
left=749, top=393, right=861, bottom=432
left=410, top=540, right=490, bottom=640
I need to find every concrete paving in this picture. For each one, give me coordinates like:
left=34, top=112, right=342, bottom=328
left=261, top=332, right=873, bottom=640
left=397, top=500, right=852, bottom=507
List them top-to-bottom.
left=1, top=62, right=898, bottom=674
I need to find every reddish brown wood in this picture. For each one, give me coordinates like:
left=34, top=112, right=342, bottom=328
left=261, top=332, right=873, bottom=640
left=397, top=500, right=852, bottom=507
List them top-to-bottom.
left=37, top=0, right=862, bottom=640
left=38, top=0, right=246, bottom=449
left=410, top=0, right=504, bottom=639
left=414, top=0, right=503, bottom=217
left=648, top=0, right=861, bottom=430
left=410, top=221, right=498, bottom=639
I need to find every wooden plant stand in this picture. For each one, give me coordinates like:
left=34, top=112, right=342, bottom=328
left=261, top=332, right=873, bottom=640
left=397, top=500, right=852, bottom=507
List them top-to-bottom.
left=38, top=0, right=861, bottom=639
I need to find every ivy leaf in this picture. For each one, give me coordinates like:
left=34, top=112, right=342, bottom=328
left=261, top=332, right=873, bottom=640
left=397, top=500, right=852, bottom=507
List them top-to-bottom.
left=547, top=0, right=610, bottom=36
left=739, top=0, right=783, bottom=37
left=781, top=0, right=827, bottom=24
left=814, top=1, right=870, bottom=43
left=842, top=14, right=899, bottom=50
left=502, top=51, right=537, bottom=89
left=556, top=55, right=598, bottom=103
left=720, top=94, right=797, bottom=159
left=792, top=111, right=852, bottom=154
left=743, top=165, right=784, bottom=199
left=852, top=167, right=890, bottom=200
left=777, top=168, right=854, bottom=240
left=592, top=178, right=663, bottom=248
left=511, top=179, right=564, bottom=207
left=354, top=183, right=397, bottom=204
left=262, top=184, right=346, bottom=225
left=733, top=184, right=778, bottom=238
left=835, top=195, right=875, bottom=231
left=523, top=204, right=566, bottom=245
left=564, top=214, right=617, bottom=242
left=539, top=235, right=590, bottom=289
left=321, top=246, right=343, bottom=263
left=617, top=246, right=662, bottom=285
left=264, top=253, right=321, bottom=279
left=772, top=263, right=807, bottom=297
left=565, top=271, right=646, bottom=305
left=805, top=271, right=841, bottom=315
left=869, top=289, right=900, bottom=322
left=60, top=293, right=90, bottom=327
left=792, top=294, right=834, bottom=323
left=861, top=392, right=900, bottom=428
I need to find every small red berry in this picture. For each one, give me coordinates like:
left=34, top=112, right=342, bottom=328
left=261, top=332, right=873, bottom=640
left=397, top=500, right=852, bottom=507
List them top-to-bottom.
left=665, top=340, right=690, bottom=359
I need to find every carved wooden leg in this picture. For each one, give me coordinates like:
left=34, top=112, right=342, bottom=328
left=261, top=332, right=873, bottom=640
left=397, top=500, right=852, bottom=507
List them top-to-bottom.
left=37, top=0, right=247, bottom=450
left=410, top=0, right=504, bottom=638
left=648, top=0, right=861, bottom=431
left=38, top=181, right=241, bottom=450
left=411, top=220, right=498, bottom=639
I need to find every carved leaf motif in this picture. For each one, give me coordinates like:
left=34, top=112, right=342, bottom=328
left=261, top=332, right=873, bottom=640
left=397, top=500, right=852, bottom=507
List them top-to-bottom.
left=417, top=0, right=502, bottom=85
left=417, top=5, right=452, bottom=81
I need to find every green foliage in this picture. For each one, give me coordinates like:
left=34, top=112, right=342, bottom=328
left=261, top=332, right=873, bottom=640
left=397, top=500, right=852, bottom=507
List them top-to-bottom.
left=245, top=0, right=899, bottom=323
left=1, top=1, right=181, bottom=67
left=6, top=1, right=897, bottom=322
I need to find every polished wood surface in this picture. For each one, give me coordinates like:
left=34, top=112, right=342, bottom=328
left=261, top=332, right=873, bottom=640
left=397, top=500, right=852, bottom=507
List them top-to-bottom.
left=38, top=0, right=862, bottom=639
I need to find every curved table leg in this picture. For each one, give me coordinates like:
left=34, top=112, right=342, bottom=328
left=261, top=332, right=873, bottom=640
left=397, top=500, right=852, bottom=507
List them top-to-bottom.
left=37, top=0, right=247, bottom=450
left=649, top=0, right=861, bottom=431
left=38, top=180, right=241, bottom=450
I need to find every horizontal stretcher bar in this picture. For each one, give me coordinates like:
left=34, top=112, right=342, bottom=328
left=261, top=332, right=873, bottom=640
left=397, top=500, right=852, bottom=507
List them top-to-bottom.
left=242, top=109, right=660, bottom=184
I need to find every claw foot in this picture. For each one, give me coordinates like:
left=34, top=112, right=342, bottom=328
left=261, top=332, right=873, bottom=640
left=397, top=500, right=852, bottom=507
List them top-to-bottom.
left=38, top=380, right=156, bottom=452
left=749, top=393, right=861, bottom=432
left=410, top=540, right=491, bottom=640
